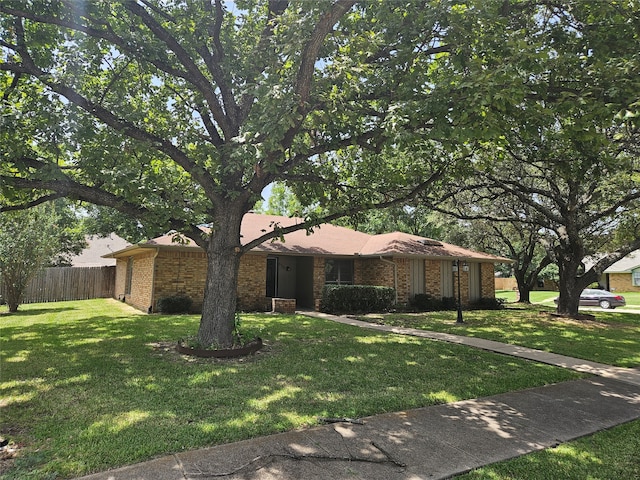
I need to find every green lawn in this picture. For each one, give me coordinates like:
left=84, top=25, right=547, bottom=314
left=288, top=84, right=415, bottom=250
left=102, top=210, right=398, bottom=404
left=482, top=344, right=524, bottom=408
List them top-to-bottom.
left=496, top=289, right=640, bottom=310
left=496, top=290, right=558, bottom=305
left=0, top=299, right=582, bottom=480
left=357, top=304, right=640, bottom=479
left=361, top=305, right=640, bottom=367
left=457, top=419, right=640, bottom=479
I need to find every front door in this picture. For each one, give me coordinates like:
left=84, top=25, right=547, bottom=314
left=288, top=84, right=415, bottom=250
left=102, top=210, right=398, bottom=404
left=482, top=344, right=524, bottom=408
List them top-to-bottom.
left=266, top=257, right=278, bottom=298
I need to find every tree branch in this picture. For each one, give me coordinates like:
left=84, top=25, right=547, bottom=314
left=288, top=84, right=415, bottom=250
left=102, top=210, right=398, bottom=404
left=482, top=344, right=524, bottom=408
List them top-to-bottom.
left=123, top=0, right=235, bottom=139
left=0, top=173, right=206, bottom=247
left=0, top=193, right=66, bottom=212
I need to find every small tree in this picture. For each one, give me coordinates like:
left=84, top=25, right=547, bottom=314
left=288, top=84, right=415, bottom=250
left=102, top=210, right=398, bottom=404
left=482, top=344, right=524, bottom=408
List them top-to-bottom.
left=0, top=204, right=68, bottom=312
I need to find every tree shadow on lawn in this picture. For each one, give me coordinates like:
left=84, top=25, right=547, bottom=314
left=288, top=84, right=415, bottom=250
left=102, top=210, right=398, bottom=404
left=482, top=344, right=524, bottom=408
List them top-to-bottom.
left=0, top=306, right=78, bottom=317
left=0, top=311, right=582, bottom=479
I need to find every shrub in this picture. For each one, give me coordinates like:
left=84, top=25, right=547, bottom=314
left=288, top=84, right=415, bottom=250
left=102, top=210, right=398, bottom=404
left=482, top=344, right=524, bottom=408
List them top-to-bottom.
left=320, top=285, right=395, bottom=314
left=157, top=294, right=193, bottom=314
left=410, top=294, right=457, bottom=312
left=441, top=296, right=457, bottom=310
left=469, top=297, right=505, bottom=310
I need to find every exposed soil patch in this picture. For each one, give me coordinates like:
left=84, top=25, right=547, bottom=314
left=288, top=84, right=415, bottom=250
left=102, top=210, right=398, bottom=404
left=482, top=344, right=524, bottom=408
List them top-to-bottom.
left=176, top=337, right=263, bottom=358
left=148, top=339, right=269, bottom=364
left=0, top=428, right=25, bottom=475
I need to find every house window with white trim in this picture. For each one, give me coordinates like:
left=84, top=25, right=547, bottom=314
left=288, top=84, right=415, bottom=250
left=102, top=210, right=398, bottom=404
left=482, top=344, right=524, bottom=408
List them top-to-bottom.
left=325, top=259, right=354, bottom=285
left=633, top=269, right=640, bottom=287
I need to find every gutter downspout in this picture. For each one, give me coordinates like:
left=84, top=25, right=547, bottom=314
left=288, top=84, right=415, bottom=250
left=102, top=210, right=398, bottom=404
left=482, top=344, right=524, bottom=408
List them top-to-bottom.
left=148, top=247, right=160, bottom=313
left=379, top=256, right=398, bottom=304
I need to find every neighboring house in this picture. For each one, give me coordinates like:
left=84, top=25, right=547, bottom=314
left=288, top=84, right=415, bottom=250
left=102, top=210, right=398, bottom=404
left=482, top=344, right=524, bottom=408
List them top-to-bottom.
left=104, top=213, right=511, bottom=313
left=71, top=234, right=131, bottom=267
left=598, top=250, right=640, bottom=292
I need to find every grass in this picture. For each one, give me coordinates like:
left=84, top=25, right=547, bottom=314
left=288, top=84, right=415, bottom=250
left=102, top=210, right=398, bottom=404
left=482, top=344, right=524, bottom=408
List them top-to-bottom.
left=496, top=289, right=640, bottom=310
left=495, top=290, right=558, bottom=305
left=0, top=299, right=583, bottom=479
left=354, top=303, right=640, bottom=479
left=359, top=304, right=640, bottom=367
left=457, top=419, right=640, bottom=479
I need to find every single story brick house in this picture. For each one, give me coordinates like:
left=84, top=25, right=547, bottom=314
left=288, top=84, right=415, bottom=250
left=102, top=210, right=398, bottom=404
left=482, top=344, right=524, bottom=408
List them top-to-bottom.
left=104, top=213, right=511, bottom=313
left=599, top=250, right=640, bottom=292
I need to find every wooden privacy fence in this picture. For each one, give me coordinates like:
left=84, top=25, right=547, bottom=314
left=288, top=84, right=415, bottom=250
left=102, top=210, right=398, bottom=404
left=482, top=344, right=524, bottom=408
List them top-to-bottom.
left=0, top=266, right=115, bottom=304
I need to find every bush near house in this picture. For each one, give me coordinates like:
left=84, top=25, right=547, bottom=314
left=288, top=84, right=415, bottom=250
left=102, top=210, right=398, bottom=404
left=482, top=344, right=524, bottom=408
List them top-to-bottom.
left=320, top=285, right=395, bottom=314
left=157, top=294, right=193, bottom=314
left=410, top=294, right=457, bottom=311
left=469, top=297, right=505, bottom=310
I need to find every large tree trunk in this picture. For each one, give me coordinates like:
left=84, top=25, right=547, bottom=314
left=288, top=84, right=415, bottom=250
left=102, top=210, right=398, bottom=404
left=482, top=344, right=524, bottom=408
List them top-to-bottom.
left=198, top=211, right=244, bottom=348
left=555, top=270, right=581, bottom=316
left=514, top=271, right=532, bottom=303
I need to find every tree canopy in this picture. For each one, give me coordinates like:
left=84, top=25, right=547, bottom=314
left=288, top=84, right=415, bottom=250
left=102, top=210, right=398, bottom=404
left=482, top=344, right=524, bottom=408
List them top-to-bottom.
left=1, top=1, right=476, bottom=345
left=2, top=1, right=639, bottom=339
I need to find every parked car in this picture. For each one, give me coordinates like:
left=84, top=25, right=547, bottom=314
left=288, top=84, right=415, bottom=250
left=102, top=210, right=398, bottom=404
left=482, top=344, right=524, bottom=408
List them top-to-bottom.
left=554, top=289, right=626, bottom=309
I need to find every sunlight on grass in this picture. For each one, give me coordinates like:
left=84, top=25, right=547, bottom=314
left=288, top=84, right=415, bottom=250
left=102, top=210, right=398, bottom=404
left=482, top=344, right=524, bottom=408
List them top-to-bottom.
left=1, top=299, right=586, bottom=479
left=363, top=306, right=640, bottom=367
left=4, top=350, right=30, bottom=362
left=344, top=355, right=365, bottom=363
left=1, top=378, right=50, bottom=405
left=248, top=385, right=303, bottom=410
left=423, top=390, right=459, bottom=404
left=87, top=410, right=152, bottom=435
left=458, top=418, right=640, bottom=479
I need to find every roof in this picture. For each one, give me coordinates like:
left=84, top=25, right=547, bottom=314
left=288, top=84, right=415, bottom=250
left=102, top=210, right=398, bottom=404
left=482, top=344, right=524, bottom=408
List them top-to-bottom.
left=104, top=213, right=511, bottom=263
left=72, top=234, right=130, bottom=267
left=603, top=250, right=640, bottom=273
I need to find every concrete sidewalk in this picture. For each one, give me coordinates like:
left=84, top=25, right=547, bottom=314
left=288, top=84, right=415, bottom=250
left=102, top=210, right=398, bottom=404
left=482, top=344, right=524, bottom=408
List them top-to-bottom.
left=75, top=314, right=640, bottom=480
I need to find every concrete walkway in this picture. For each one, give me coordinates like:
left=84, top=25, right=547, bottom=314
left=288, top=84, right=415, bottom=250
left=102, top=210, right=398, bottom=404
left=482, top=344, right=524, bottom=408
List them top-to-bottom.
left=75, top=313, right=640, bottom=480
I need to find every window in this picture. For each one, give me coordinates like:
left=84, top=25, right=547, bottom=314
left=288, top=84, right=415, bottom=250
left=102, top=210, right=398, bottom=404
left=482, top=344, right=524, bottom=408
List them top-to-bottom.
left=325, top=259, right=354, bottom=285
left=633, top=269, right=640, bottom=287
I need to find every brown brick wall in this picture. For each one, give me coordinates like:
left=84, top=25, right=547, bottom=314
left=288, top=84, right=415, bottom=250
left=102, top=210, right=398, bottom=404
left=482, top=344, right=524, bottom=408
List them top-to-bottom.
left=114, top=247, right=501, bottom=313
left=152, top=250, right=270, bottom=312
left=153, top=250, right=207, bottom=312
left=124, top=251, right=155, bottom=312
left=238, top=253, right=269, bottom=311
left=355, top=257, right=494, bottom=305
left=357, top=257, right=411, bottom=304
left=359, top=258, right=394, bottom=288
left=395, top=258, right=410, bottom=304
left=114, top=259, right=128, bottom=300
left=425, top=259, right=442, bottom=297
left=481, top=263, right=496, bottom=298
left=453, top=270, right=470, bottom=305
left=609, top=273, right=640, bottom=292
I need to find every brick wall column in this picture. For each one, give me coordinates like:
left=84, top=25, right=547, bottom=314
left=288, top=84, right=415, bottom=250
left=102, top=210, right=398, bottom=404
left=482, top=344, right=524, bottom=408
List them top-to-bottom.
left=313, top=257, right=326, bottom=310
left=425, top=259, right=442, bottom=297
left=481, top=263, right=496, bottom=298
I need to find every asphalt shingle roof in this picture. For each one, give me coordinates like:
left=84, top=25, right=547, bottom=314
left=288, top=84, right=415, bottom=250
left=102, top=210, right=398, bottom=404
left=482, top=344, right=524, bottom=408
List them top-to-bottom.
left=105, top=213, right=510, bottom=263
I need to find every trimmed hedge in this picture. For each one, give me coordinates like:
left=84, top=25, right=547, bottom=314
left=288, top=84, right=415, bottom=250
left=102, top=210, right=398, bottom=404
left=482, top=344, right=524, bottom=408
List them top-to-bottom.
left=320, top=285, right=395, bottom=314
left=157, top=294, right=193, bottom=314
left=410, top=294, right=457, bottom=311
left=469, top=297, right=505, bottom=310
